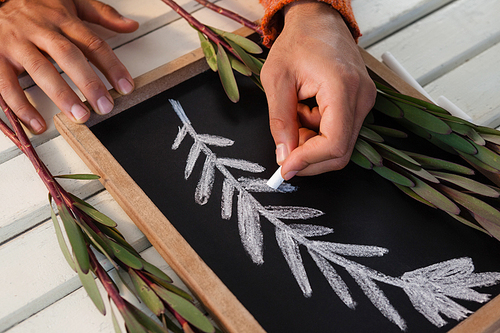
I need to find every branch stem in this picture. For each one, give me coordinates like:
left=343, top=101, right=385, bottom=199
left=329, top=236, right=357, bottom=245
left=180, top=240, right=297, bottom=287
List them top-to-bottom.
left=194, top=0, right=262, bottom=34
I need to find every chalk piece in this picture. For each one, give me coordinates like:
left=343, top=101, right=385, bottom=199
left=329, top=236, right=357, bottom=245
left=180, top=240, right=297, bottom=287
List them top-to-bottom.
left=381, top=52, right=436, bottom=104
left=437, top=95, right=474, bottom=123
left=267, top=166, right=284, bottom=189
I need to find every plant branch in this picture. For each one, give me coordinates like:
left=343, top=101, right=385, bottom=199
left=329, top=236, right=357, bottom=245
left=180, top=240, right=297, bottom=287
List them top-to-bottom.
left=194, top=0, right=262, bottom=34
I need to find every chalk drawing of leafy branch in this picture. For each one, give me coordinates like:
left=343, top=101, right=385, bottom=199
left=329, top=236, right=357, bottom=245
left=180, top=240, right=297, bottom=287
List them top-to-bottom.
left=168, top=99, right=500, bottom=331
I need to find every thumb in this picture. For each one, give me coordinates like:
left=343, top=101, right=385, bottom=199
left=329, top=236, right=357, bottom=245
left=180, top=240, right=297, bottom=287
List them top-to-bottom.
left=75, top=0, right=139, bottom=33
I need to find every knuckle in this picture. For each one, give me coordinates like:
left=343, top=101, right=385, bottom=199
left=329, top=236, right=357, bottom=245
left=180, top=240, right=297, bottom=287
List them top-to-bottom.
left=85, top=35, right=109, bottom=55
left=82, top=78, right=103, bottom=94
left=269, top=117, right=288, bottom=133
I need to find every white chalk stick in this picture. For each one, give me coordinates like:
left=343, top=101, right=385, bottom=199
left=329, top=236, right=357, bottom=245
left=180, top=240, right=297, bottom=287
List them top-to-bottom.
left=381, top=52, right=437, bottom=104
left=437, top=95, right=474, bottom=123
left=267, top=166, right=284, bottom=189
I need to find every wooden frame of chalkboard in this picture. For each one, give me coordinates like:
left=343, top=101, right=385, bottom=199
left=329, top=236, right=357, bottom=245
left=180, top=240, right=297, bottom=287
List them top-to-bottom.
left=55, top=27, right=500, bottom=333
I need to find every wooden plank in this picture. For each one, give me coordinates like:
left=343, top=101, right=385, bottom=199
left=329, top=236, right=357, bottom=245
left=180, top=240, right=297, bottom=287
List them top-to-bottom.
left=354, top=0, right=455, bottom=48
left=367, top=0, right=500, bottom=86
left=424, top=41, right=500, bottom=127
left=0, top=136, right=104, bottom=244
left=0, top=191, right=148, bottom=332
left=6, top=247, right=205, bottom=333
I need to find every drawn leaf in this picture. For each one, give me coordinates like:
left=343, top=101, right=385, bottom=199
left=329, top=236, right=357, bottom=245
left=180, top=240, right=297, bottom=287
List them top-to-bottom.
left=172, top=125, right=188, bottom=150
left=197, top=134, right=234, bottom=147
left=185, top=142, right=202, bottom=179
left=195, top=155, right=216, bottom=205
left=218, top=158, right=265, bottom=173
left=238, top=177, right=297, bottom=193
left=221, top=179, right=235, bottom=220
left=237, top=192, right=264, bottom=264
left=265, top=206, right=324, bottom=220
left=289, top=224, right=334, bottom=237
left=276, top=228, right=312, bottom=296
left=315, top=241, right=388, bottom=258
left=308, top=250, right=356, bottom=309
left=349, top=270, right=407, bottom=330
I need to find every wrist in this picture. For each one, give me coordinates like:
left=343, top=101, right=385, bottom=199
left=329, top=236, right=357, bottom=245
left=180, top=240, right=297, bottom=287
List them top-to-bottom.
left=283, top=1, right=344, bottom=30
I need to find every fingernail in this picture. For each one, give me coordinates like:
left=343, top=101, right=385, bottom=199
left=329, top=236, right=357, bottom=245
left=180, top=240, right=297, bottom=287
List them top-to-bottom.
left=117, top=78, right=134, bottom=95
left=97, top=96, right=114, bottom=115
left=71, top=104, right=89, bottom=121
left=30, top=118, right=43, bottom=134
left=276, top=143, right=289, bottom=165
left=284, top=171, right=298, bottom=181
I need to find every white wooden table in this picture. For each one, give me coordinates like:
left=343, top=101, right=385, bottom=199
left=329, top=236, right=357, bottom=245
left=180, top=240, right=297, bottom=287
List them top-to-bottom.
left=1, top=0, right=499, bottom=332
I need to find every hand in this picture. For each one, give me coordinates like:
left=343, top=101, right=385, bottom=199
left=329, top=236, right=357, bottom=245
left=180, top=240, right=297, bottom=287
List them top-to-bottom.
left=0, top=0, right=138, bottom=134
left=260, top=0, right=376, bottom=179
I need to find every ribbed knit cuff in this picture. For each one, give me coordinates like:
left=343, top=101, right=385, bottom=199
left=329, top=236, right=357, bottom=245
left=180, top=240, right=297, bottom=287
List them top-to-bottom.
left=259, top=0, right=360, bottom=47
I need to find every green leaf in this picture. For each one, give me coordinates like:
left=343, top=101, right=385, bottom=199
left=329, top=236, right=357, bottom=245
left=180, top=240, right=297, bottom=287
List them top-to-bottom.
left=210, top=27, right=262, bottom=54
left=198, top=32, right=217, bottom=72
left=225, top=39, right=261, bottom=75
left=216, top=44, right=239, bottom=103
left=227, top=53, right=252, bottom=76
left=375, top=82, right=448, bottom=114
left=373, top=94, right=403, bottom=118
left=397, top=101, right=451, bottom=134
left=364, top=111, right=375, bottom=124
left=446, top=122, right=485, bottom=145
left=366, top=124, right=408, bottom=138
left=474, top=124, right=500, bottom=136
left=359, top=126, right=384, bottom=142
left=431, top=132, right=477, bottom=155
left=481, top=133, right=500, bottom=145
left=355, top=138, right=383, bottom=166
left=468, top=140, right=500, bottom=170
left=374, top=142, right=421, bottom=166
left=350, top=149, right=373, bottom=169
left=404, top=152, right=475, bottom=175
left=459, top=152, right=500, bottom=174
left=373, top=166, right=414, bottom=187
left=430, top=171, right=499, bottom=197
left=54, top=174, right=101, bottom=180
left=407, top=175, right=460, bottom=214
left=394, top=183, right=436, bottom=208
left=439, top=185, right=500, bottom=240
left=49, top=194, right=76, bottom=271
left=73, top=201, right=117, bottom=228
left=58, top=203, right=90, bottom=274
left=446, top=213, right=489, bottom=234
left=74, top=216, right=117, bottom=269
left=96, top=223, right=139, bottom=256
left=109, top=241, right=143, bottom=270
left=140, top=259, right=173, bottom=284
left=76, top=263, right=106, bottom=315
left=116, top=268, right=142, bottom=302
left=129, top=269, right=165, bottom=316
left=144, top=271, right=193, bottom=302
left=152, top=285, right=215, bottom=333
left=124, top=299, right=168, bottom=333
left=118, top=300, right=154, bottom=333
left=110, top=304, right=123, bottom=333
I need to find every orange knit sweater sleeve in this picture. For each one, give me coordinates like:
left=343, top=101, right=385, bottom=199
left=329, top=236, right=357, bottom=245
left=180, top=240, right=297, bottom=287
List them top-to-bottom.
left=259, top=0, right=360, bottom=46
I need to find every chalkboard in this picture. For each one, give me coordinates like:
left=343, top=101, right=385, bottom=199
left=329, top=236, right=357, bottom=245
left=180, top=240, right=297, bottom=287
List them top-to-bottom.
left=55, top=45, right=500, bottom=333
